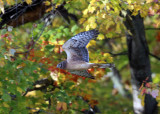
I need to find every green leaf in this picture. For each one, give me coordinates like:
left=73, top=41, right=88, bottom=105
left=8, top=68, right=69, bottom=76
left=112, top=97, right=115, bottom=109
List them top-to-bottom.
left=71, top=25, right=79, bottom=33
left=63, top=28, right=69, bottom=35
left=1, top=29, right=7, bottom=34
left=45, top=45, right=55, bottom=51
left=65, top=81, right=75, bottom=88
left=2, top=93, right=11, bottom=102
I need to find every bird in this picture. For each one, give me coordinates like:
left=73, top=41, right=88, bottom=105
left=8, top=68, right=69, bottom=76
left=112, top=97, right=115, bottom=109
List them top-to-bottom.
left=57, top=29, right=114, bottom=79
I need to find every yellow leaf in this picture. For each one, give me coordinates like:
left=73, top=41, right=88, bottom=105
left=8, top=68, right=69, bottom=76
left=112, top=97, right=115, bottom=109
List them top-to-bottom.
left=6, top=0, right=11, bottom=5
left=26, top=0, right=32, bottom=4
left=90, top=0, right=96, bottom=5
left=127, top=0, right=132, bottom=4
left=146, top=0, right=152, bottom=3
left=0, top=1, right=4, bottom=14
left=44, top=1, right=51, bottom=6
left=100, top=4, right=105, bottom=9
left=46, top=6, right=53, bottom=13
left=88, top=6, right=96, bottom=13
left=106, top=6, right=110, bottom=10
left=114, top=7, right=119, bottom=14
left=83, top=9, right=88, bottom=16
left=96, top=10, right=100, bottom=17
left=132, top=11, right=138, bottom=16
left=102, top=13, right=106, bottom=18
left=88, top=16, right=95, bottom=23
left=79, top=18, right=86, bottom=24
left=105, top=21, right=114, bottom=30
left=91, top=22, right=97, bottom=29
left=116, top=23, right=121, bottom=33
left=85, top=25, right=90, bottom=31
left=97, top=34, right=105, bottom=40
left=87, top=40, right=96, bottom=47
left=104, top=53, right=110, bottom=57
left=108, top=57, right=113, bottom=63
left=0, top=60, right=5, bottom=67
left=17, top=87, right=23, bottom=93
left=25, top=91, right=36, bottom=97
left=156, top=94, right=160, bottom=101
left=141, top=95, right=145, bottom=106
left=3, top=102, right=9, bottom=108
left=62, top=102, right=67, bottom=111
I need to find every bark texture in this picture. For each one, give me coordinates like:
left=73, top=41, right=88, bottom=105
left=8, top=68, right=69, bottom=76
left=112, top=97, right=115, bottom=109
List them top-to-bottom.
left=124, top=12, right=157, bottom=114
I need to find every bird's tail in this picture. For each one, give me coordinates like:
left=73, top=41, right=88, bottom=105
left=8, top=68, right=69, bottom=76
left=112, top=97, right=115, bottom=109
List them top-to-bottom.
left=97, top=63, right=115, bottom=68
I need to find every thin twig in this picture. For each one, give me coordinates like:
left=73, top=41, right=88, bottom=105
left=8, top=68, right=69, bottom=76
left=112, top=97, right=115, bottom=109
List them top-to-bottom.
left=145, top=28, right=160, bottom=30
left=108, top=51, right=128, bottom=57
left=108, top=51, right=160, bottom=60
left=149, top=52, right=160, bottom=60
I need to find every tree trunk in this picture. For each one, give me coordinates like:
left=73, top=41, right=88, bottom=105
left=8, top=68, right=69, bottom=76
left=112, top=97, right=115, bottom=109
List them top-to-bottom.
left=124, top=12, right=157, bottom=114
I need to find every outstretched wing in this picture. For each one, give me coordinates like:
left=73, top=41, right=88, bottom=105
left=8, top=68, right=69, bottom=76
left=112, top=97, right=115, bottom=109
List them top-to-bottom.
left=69, top=29, right=99, bottom=47
left=62, top=30, right=99, bottom=62
left=64, top=47, right=89, bottom=62
left=68, top=70, right=94, bottom=79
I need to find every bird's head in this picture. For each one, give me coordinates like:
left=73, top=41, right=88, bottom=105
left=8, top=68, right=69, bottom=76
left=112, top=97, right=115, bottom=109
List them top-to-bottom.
left=56, top=61, right=67, bottom=69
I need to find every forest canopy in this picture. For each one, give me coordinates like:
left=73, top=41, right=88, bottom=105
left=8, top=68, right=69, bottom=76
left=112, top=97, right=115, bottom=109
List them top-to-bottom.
left=0, top=0, right=159, bottom=113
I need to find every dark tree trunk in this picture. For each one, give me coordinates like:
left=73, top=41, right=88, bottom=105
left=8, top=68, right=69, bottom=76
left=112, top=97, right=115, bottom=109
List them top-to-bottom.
left=124, top=12, right=158, bottom=114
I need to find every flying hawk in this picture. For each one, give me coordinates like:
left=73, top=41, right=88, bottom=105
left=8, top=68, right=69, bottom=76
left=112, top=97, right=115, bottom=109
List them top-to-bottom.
left=57, top=30, right=114, bottom=79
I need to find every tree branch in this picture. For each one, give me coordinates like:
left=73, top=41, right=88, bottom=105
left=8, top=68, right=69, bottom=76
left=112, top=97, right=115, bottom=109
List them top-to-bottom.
left=145, top=28, right=160, bottom=30
left=108, top=51, right=128, bottom=57
left=149, top=52, right=160, bottom=60
left=22, top=78, right=56, bottom=96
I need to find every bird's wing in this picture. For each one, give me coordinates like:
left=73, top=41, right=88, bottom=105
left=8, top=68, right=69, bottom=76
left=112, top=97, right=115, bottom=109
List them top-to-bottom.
left=70, top=29, right=99, bottom=48
left=62, top=30, right=99, bottom=62
left=64, top=47, right=89, bottom=62
left=68, top=70, right=94, bottom=79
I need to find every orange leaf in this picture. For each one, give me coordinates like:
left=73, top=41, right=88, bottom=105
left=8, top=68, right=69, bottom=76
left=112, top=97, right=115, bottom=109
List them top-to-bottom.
left=26, top=0, right=32, bottom=4
left=156, top=32, right=160, bottom=42
left=17, top=63, right=26, bottom=69
left=83, top=94, right=92, bottom=100
left=89, top=100, right=98, bottom=108
left=56, top=102, right=62, bottom=111
left=56, top=102, right=67, bottom=111
left=62, top=102, right=67, bottom=111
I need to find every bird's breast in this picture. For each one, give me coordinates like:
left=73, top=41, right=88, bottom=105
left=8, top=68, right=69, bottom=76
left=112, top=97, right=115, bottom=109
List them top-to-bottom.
left=66, top=61, right=91, bottom=70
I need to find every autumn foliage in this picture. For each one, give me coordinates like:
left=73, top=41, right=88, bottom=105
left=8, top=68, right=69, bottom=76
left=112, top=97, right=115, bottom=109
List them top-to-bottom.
left=0, top=0, right=159, bottom=113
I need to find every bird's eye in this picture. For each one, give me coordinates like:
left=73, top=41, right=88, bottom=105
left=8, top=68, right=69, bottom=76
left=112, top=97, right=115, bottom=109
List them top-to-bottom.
left=59, top=63, right=62, bottom=68
left=57, top=64, right=60, bottom=68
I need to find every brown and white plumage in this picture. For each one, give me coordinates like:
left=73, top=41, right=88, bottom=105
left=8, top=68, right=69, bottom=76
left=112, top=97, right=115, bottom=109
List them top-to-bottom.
left=57, top=30, right=114, bottom=79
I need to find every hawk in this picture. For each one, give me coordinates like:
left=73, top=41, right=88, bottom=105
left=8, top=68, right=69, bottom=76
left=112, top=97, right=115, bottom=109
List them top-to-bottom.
left=57, top=30, right=114, bottom=79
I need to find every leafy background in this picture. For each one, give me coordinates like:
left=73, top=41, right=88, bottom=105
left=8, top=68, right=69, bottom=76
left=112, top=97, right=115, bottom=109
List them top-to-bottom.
left=0, top=0, right=159, bottom=113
